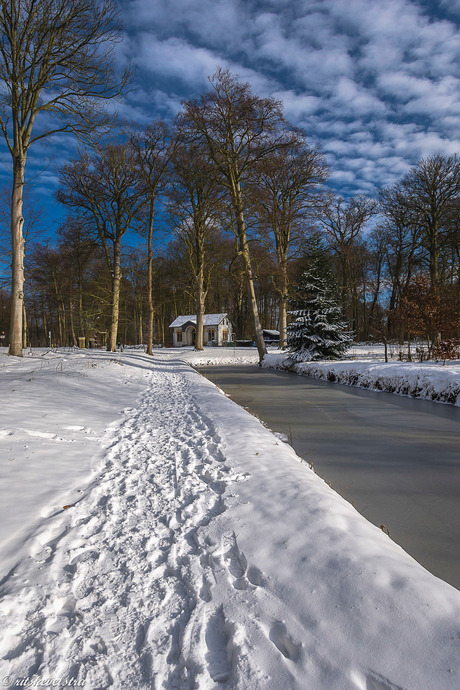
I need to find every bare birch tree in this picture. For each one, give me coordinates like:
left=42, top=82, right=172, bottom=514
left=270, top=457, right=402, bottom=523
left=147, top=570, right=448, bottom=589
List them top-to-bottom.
left=0, top=0, right=129, bottom=355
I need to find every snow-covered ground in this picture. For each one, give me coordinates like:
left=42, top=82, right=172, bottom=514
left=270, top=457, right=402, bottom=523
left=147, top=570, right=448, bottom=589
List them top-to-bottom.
left=1, top=347, right=460, bottom=689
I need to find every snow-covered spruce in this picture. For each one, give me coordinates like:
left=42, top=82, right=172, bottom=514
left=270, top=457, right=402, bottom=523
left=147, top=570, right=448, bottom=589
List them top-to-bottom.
left=287, top=266, right=353, bottom=362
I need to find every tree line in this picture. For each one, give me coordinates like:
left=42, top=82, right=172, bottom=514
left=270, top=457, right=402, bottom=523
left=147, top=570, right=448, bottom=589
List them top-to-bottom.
left=1, top=0, right=458, bottom=360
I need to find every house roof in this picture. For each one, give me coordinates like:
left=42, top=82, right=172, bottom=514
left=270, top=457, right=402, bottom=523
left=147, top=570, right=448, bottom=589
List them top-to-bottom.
left=169, top=313, right=228, bottom=329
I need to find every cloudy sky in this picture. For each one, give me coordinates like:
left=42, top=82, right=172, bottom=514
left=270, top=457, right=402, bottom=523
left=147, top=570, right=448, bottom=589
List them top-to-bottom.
left=3, top=0, right=460, bottom=235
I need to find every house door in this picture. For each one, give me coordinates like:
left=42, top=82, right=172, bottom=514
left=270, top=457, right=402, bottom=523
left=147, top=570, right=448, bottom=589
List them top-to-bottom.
left=187, top=327, right=196, bottom=345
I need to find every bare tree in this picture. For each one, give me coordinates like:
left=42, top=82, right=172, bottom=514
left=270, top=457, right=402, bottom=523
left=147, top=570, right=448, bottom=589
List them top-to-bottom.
left=0, top=0, right=130, bottom=356
left=181, top=68, right=293, bottom=362
left=129, top=121, right=172, bottom=354
left=251, top=137, right=328, bottom=347
left=167, top=141, right=223, bottom=350
left=57, top=144, right=145, bottom=352
left=400, top=154, right=460, bottom=289
left=378, top=185, right=423, bottom=339
left=319, top=194, right=376, bottom=329
left=57, top=216, right=98, bottom=342
left=27, top=241, right=70, bottom=344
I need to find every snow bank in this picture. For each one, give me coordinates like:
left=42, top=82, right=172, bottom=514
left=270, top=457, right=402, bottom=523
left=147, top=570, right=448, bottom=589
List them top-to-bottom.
left=175, top=346, right=262, bottom=366
left=1, top=348, right=460, bottom=689
left=263, top=353, right=460, bottom=406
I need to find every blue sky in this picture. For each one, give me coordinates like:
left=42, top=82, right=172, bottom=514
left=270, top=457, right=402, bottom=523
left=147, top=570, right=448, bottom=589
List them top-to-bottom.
left=2, top=0, right=460, bottom=242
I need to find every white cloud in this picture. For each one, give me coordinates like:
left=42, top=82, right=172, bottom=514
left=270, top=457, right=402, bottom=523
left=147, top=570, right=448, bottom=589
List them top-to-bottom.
left=126, top=0, right=246, bottom=52
left=135, top=35, right=224, bottom=88
left=377, top=73, right=434, bottom=101
left=402, top=76, right=460, bottom=117
left=333, top=77, right=387, bottom=117
left=271, top=89, right=321, bottom=119
left=382, top=122, right=460, bottom=159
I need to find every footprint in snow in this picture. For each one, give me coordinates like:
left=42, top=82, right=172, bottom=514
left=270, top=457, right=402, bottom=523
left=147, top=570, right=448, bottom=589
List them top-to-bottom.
left=224, top=532, right=264, bottom=590
left=224, top=534, right=248, bottom=590
left=247, top=565, right=265, bottom=587
left=45, top=597, right=78, bottom=635
left=205, top=606, right=234, bottom=684
left=269, top=622, right=302, bottom=662
left=364, top=671, right=405, bottom=690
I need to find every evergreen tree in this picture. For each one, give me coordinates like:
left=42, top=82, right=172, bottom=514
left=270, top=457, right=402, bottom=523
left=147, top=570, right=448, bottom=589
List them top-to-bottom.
left=287, top=244, right=353, bottom=361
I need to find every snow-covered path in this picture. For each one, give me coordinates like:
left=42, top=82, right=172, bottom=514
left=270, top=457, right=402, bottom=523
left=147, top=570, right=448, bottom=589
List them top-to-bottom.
left=1, top=350, right=460, bottom=689
left=1, top=364, right=250, bottom=687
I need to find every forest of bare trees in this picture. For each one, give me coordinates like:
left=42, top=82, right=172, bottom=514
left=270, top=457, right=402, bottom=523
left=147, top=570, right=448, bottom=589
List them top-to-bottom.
left=0, top=61, right=459, bottom=359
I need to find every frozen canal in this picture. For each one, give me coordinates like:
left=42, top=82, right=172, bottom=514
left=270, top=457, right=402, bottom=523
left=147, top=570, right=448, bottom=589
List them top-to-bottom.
left=200, top=365, right=460, bottom=590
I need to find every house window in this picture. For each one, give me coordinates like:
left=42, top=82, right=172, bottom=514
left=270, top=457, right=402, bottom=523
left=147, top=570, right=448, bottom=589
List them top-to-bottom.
left=208, top=329, right=215, bottom=341
left=222, top=329, right=228, bottom=341
left=176, top=330, right=182, bottom=343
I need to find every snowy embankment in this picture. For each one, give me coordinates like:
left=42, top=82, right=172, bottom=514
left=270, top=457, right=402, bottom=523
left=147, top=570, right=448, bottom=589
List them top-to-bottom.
left=181, top=344, right=460, bottom=407
left=180, top=346, right=261, bottom=367
left=1, top=348, right=460, bottom=689
left=262, top=353, right=460, bottom=406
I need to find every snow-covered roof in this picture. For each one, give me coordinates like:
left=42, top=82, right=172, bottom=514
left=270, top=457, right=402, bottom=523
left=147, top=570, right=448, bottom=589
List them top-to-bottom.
left=169, top=313, right=228, bottom=329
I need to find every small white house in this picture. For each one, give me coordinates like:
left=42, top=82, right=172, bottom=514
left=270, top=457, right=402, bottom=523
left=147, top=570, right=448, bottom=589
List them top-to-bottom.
left=169, top=313, right=233, bottom=347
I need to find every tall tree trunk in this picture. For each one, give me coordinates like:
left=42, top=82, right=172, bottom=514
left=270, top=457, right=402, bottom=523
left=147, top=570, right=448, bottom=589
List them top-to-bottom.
left=9, top=157, right=26, bottom=356
left=234, top=189, right=266, bottom=363
left=147, top=197, right=155, bottom=355
left=428, top=229, right=439, bottom=289
left=108, top=239, right=122, bottom=352
left=278, top=253, right=288, bottom=348
left=195, top=263, right=205, bottom=351
left=78, top=279, right=85, bottom=339
left=278, top=295, right=287, bottom=349
left=42, top=298, right=48, bottom=348
left=69, top=299, right=77, bottom=346
left=138, top=299, right=143, bottom=345
left=22, top=300, right=28, bottom=349
left=58, top=303, right=65, bottom=345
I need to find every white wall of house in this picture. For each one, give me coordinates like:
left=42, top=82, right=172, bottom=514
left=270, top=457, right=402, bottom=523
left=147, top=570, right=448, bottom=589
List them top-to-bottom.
left=172, top=316, right=232, bottom=346
left=216, top=318, right=231, bottom=345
